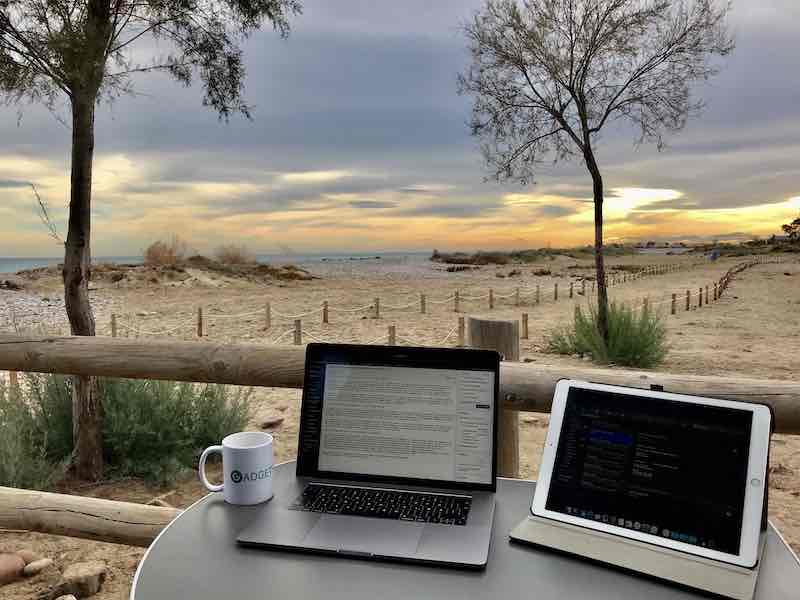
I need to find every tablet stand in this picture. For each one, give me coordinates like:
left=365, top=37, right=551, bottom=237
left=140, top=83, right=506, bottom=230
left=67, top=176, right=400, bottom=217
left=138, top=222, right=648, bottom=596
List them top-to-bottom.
left=509, top=515, right=767, bottom=600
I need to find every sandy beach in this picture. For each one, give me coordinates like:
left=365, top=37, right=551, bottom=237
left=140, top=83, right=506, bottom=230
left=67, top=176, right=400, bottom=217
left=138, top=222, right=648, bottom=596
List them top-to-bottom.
left=1, top=252, right=799, bottom=599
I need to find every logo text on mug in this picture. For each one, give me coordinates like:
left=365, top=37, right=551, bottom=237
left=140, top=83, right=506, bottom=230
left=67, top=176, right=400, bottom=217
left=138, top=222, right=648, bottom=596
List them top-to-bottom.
left=231, top=467, right=272, bottom=484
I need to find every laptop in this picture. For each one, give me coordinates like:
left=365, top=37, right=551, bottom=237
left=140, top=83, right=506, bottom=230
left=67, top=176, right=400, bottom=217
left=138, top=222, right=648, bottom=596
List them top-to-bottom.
left=237, top=343, right=500, bottom=568
left=515, top=380, right=772, bottom=569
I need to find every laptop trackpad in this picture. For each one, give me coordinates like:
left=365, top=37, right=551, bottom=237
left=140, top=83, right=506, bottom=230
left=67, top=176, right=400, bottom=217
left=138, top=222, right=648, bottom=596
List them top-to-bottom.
left=303, top=515, right=424, bottom=556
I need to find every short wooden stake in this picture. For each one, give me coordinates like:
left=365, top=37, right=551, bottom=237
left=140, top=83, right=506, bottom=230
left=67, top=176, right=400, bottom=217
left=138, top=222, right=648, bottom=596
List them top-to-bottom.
left=581, top=280, right=586, bottom=295
left=569, top=282, right=574, bottom=298
left=554, top=283, right=558, bottom=301
left=713, top=283, right=718, bottom=301
left=535, top=285, right=540, bottom=304
left=705, top=286, right=709, bottom=305
left=514, top=287, right=520, bottom=307
left=699, top=287, right=703, bottom=308
left=489, top=288, right=494, bottom=310
left=454, top=290, right=460, bottom=313
left=686, top=290, right=691, bottom=311
left=420, top=293, right=426, bottom=314
left=671, top=294, right=676, bottom=315
left=374, top=297, right=380, bottom=319
left=643, top=297, right=649, bottom=312
left=322, top=301, right=329, bottom=324
left=265, top=302, right=271, bottom=330
left=197, top=307, right=203, bottom=337
left=522, top=313, right=529, bottom=339
left=111, top=314, right=117, bottom=338
left=457, top=317, right=465, bottom=347
left=467, top=317, right=520, bottom=478
left=293, top=319, right=302, bottom=345
left=388, top=325, right=396, bottom=346
left=8, top=371, right=19, bottom=397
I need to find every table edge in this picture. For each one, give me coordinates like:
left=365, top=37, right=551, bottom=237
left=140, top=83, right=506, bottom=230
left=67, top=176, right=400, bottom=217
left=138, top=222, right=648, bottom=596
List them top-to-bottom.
left=129, top=462, right=800, bottom=600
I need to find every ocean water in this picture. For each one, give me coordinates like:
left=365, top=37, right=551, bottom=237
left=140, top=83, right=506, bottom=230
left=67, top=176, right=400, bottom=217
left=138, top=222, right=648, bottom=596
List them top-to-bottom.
left=0, top=251, right=433, bottom=276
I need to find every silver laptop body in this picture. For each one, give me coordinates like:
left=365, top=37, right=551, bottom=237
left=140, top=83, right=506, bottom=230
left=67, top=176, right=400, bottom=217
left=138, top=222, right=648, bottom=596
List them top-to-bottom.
left=237, top=343, right=500, bottom=569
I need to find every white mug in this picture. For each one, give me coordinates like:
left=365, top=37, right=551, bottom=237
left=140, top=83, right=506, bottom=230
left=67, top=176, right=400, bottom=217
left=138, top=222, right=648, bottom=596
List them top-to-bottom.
left=199, top=431, right=274, bottom=505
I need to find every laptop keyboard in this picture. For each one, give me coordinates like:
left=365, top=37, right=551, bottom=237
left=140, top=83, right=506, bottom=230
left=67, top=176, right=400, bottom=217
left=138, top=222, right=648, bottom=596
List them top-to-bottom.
left=290, top=483, right=472, bottom=525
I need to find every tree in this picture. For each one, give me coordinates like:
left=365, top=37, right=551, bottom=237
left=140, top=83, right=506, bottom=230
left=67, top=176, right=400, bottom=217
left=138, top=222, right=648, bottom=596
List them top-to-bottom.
left=1, top=0, right=301, bottom=479
left=459, top=0, right=732, bottom=341
left=782, top=213, right=800, bottom=242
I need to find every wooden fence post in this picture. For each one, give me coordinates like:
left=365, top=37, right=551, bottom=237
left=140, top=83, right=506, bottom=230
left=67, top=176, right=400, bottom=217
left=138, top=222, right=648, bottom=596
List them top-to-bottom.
left=581, top=280, right=586, bottom=295
left=569, top=282, right=574, bottom=298
left=554, top=283, right=558, bottom=301
left=713, top=283, right=718, bottom=301
left=535, top=285, right=540, bottom=304
left=705, top=286, right=709, bottom=305
left=514, top=287, right=520, bottom=307
left=699, top=287, right=703, bottom=308
left=489, top=289, right=494, bottom=310
left=454, top=290, right=460, bottom=313
left=686, top=290, right=691, bottom=311
left=420, top=293, right=426, bottom=314
left=671, top=294, right=676, bottom=315
left=374, top=297, right=380, bottom=319
left=643, top=297, right=649, bottom=312
left=322, top=301, right=329, bottom=324
left=265, top=302, right=271, bottom=331
left=197, top=307, right=203, bottom=337
left=521, top=313, right=529, bottom=340
left=111, top=314, right=117, bottom=338
left=457, top=317, right=465, bottom=347
left=467, top=317, right=520, bottom=478
left=293, top=319, right=302, bottom=345
left=388, top=325, right=396, bottom=346
left=8, top=371, right=19, bottom=398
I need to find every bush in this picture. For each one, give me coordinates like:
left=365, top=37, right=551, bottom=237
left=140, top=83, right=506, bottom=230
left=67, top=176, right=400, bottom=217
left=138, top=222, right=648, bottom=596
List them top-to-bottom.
left=144, top=235, right=188, bottom=266
left=215, top=244, right=256, bottom=265
left=548, top=302, right=668, bottom=368
left=0, top=375, right=252, bottom=488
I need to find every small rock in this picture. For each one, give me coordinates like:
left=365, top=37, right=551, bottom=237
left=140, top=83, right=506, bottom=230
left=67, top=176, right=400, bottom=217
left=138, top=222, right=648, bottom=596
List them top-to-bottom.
left=784, top=272, right=792, bottom=276
left=570, top=354, right=580, bottom=359
left=523, top=357, right=535, bottom=363
left=260, top=416, right=285, bottom=430
left=15, top=549, right=40, bottom=565
left=0, top=553, right=25, bottom=585
left=23, top=558, right=53, bottom=577
left=60, top=561, right=107, bottom=597
left=55, top=596, right=77, bottom=600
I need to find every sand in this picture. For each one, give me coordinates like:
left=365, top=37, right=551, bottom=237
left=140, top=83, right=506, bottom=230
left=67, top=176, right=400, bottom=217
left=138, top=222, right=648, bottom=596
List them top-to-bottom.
left=1, top=253, right=798, bottom=599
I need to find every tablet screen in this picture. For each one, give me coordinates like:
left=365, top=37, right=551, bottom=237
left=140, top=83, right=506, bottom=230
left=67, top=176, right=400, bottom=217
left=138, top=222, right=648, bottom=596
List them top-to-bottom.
left=545, top=386, right=752, bottom=555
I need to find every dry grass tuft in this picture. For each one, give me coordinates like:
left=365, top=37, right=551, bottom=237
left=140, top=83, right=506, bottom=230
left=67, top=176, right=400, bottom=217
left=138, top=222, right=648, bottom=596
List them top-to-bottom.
left=144, top=235, right=188, bottom=266
left=215, top=244, right=256, bottom=265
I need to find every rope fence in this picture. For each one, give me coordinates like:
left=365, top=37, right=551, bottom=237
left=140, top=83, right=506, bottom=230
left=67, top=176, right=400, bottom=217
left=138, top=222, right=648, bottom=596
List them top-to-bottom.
left=107, top=256, right=786, bottom=342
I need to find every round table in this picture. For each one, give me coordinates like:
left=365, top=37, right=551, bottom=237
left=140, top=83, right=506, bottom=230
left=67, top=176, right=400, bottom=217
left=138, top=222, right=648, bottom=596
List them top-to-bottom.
left=131, top=461, right=800, bottom=600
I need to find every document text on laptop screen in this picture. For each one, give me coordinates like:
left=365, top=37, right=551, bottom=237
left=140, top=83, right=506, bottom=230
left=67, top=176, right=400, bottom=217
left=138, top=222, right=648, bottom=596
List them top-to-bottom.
left=314, top=364, right=494, bottom=485
left=546, top=387, right=752, bottom=555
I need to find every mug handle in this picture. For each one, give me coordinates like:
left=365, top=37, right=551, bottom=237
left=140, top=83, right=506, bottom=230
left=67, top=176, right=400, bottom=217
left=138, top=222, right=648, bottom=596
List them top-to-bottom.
left=198, top=445, right=224, bottom=492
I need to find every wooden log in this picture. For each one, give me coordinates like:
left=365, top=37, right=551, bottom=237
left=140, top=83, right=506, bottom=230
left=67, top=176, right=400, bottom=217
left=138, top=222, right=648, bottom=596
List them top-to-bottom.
left=420, top=294, right=426, bottom=314
left=322, top=301, right=329, bottom=324
left=197, top=307, right=203, bottom=337
left=521, top=313, right=529, bottom=340
left=111, top=314, right=117, bottom=338
left=467, top=318, right=519, bottom=478
left=293, top=320, right=302, bottom=346
left=388, top=325, right=396, bottom=346
left=3, top=335, right=800, bottom=433
left=0, top=486, right=180, bottom=547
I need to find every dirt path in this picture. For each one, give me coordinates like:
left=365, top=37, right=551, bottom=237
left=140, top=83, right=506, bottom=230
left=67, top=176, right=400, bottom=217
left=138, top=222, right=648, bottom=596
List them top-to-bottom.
left=2, top=254, right=799, bottom=599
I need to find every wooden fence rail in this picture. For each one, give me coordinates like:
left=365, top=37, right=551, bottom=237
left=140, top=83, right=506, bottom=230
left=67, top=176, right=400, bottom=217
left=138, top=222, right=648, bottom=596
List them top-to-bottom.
left=2, top=335, right=799, bottom=434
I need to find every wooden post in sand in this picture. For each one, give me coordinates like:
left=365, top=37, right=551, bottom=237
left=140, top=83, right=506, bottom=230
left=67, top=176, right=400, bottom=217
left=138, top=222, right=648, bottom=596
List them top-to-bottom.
left=581, top=280, right=586, bottom=295
left=569, top=282, right=574, bottom=298
left=554, top=283, right=558, bottom=301
left=713, top=283, right=718, bottom=301
left=535, top=285, right=540, bottom=304
left=705, top=286, right=709, bottom=305
left=514, top=287, right=520, bottom=307
left=699, top=287, right=703, bottom=308
left=489, top=289, right=494, bottom=310
left=454, top=290, right=460, bottom=313
left=686, top=290, right=691, bottom=311
left=420, top=294, right=426, bottom=314
left=671, top=294, right=676, bottom=315
left=643, top=297, right=649, bottom=312
left=322, top=301, right=329, bottom=324
left=265, top=302, right=271, bottom=330
left=197, top=307, right=203, bottom=337
left=521, top=313, right=529, bottom=340
left=111, top=314, right=117, bottom=338
left=457, top=317, right=465, bottom=347
left=467, top=317, right=519, bottom=478
left=293, top=320, right=302, bottom=345
left=388, top=325, right=396, bottom=346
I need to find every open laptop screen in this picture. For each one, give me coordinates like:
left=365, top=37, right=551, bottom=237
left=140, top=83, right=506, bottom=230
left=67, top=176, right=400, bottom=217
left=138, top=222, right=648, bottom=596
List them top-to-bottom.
left=297, top=344, right=499, bottom=491
left=545, top=386, right=752, bottom=555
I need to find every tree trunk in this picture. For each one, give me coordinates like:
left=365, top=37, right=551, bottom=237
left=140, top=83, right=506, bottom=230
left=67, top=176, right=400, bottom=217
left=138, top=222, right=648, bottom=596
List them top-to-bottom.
left=64, top=93, right=103, bottom=481
left=584, top=148, right=609, bottom=343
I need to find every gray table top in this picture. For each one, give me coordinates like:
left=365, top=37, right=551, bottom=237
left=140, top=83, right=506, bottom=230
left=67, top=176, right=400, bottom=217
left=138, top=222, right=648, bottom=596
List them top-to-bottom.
left=131, top=461, right=800, bottom=600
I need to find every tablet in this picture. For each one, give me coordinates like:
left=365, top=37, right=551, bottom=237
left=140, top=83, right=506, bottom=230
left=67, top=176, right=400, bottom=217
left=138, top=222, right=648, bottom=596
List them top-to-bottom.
left=531, top=380, right=772, bottom=568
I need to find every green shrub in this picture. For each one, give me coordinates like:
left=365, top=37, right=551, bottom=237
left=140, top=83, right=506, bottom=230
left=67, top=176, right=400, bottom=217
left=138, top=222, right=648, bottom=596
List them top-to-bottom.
left=548, top=302, right=668, bottom=368
left=0, top=376, right=251, bottom=488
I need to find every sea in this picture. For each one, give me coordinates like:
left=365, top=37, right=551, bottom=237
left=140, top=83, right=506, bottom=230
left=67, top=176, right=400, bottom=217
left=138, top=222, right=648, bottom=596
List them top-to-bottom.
left=0, top=251, right=434, bottom=278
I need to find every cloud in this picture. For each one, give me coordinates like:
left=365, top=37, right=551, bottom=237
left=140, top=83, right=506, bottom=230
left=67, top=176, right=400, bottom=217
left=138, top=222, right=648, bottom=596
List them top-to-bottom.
left=278, top=170, right=353, bottom=184
left=0, top=179, right=29, bottom=188
left=348, top=200, right=398, bottom=209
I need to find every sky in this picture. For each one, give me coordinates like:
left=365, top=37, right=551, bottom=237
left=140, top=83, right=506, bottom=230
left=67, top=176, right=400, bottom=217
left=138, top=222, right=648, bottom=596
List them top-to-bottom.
left=1, top=0, right=799, bottom=257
